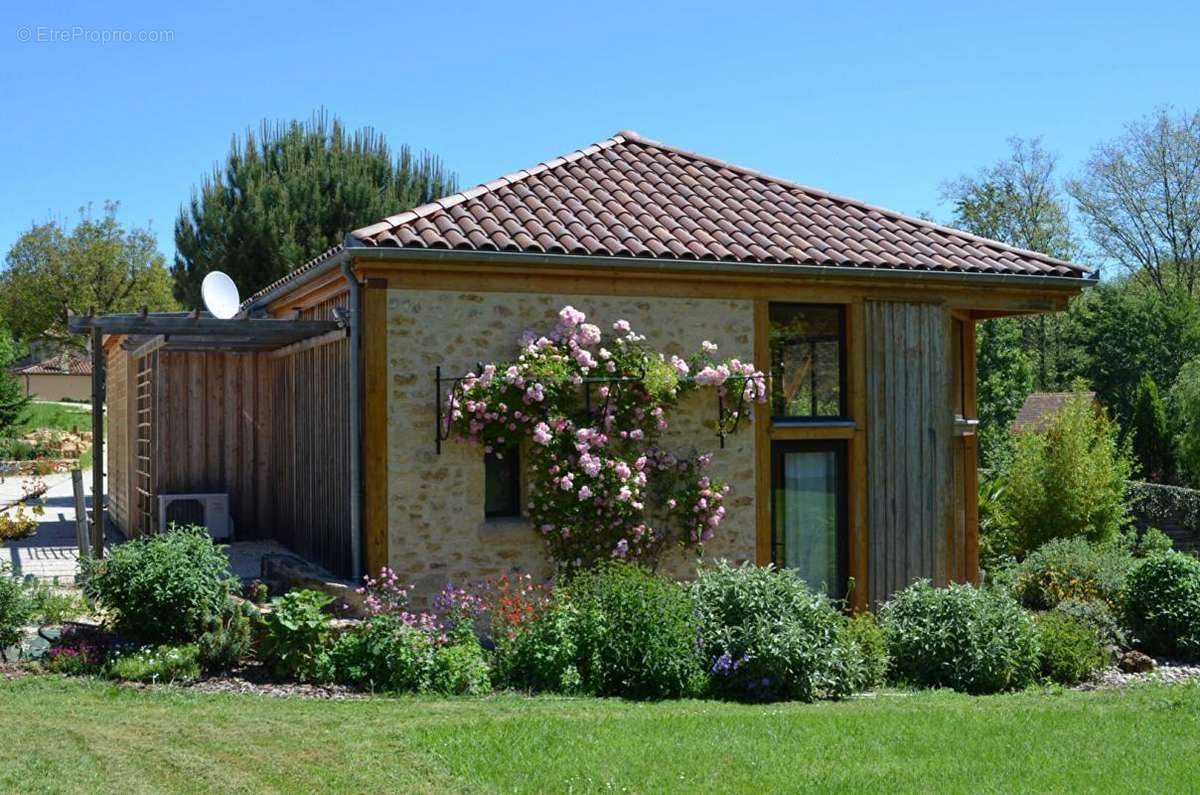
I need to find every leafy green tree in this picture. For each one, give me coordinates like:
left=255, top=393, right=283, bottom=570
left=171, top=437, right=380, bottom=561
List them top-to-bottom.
left=1068, top=108, right=1200, bottom=296
left=173, top=110, right=456, bottom=306
left=943, top=137, right=1081, bottom=393
left=1, top=202, right=177, bottom=341
left=1067, top=280, right=1200, bottom=426
left=974, top=317, right=1034, bottom=467
left=0, top=327, right=30, bottom=434
left=1168, top=358, right=1200, bottom=488
left=1130, top=373, right=1172, bottom=482
left=995, top=393, right=1132, bottom=557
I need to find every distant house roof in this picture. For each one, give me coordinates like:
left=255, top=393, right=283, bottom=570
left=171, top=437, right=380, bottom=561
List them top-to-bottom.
left=244, top=130, right=1092, bottom=308
left=11, top=350, right=92, bottom=376
left=1012, top=391, right=1097, bottom=433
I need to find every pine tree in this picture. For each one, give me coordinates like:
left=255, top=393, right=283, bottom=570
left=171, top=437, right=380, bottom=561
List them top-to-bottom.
left=173, top=109, right=456, bottom=306
left=0, top=328, right=30, bottom=435
left=1131, top=373, right=1172, bottom=482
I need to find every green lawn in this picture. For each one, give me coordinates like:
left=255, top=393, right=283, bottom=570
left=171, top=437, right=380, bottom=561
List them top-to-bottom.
left=9, top=402, right=101, bottom=468
left=16, top=403, right=95, bottom=435
left=0, top=678, right=1197, bottom=793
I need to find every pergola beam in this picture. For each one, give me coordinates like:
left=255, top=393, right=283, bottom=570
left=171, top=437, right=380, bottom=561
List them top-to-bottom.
left=68, top=311, right=340, bottom=340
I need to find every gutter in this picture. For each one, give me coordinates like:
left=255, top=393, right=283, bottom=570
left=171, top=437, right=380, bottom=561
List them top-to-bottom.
left=345, top=243, right=1096, bottom=291
left=242, top=247, right=350, bottom=316
left=340, top=255, right=364, bottom=581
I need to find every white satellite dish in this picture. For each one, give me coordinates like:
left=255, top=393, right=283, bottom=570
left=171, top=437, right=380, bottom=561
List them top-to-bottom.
left=201, top=271, right=240, bottom=320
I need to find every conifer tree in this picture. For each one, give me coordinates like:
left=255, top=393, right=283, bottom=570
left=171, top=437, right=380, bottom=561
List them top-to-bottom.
left=173, top=110, right=456, bottom=306
left=0, top=328, right=30, bottom=435
left=1131, top=373, right=1172, bottom=482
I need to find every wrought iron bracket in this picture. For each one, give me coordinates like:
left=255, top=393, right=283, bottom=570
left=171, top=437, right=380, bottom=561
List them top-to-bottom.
left=716, top=374, right=769, bottom=448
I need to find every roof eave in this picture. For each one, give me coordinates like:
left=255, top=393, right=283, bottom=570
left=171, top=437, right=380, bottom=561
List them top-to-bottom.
left=344, top=244, right=1096, bottom=291
left=241, top=245, right=351, bottom=313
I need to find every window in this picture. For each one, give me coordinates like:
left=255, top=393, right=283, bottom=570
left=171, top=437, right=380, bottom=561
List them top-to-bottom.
left=769, top=304, right=846, bottom=419
left=771, top=440, right=848, bottom=598
left=484, top=447, right=521, bottom=518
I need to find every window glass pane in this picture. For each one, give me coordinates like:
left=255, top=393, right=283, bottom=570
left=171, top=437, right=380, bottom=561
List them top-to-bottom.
left=769, top=304, right=844, bottom=417
left=775, top=447, right=840, bottom=596
left=484, top=448, right=521, bottom=517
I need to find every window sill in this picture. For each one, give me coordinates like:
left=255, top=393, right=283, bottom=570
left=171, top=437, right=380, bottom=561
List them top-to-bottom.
left=770, top=417, right=856, bottom=426
left=769, top=420, right=857, bottom=440
left=478, top=516, right=532, bottom=542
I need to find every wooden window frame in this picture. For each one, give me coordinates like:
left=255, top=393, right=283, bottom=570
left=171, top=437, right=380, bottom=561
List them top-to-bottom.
left=768, top=303, right=849, bottom=424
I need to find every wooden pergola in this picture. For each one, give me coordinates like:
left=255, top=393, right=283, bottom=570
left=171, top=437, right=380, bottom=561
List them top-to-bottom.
left=66, top=310, right=343, bottom=557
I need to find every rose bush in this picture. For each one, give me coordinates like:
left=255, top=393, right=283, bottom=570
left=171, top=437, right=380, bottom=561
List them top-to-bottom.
left=447, top=306, right=765, bottom=569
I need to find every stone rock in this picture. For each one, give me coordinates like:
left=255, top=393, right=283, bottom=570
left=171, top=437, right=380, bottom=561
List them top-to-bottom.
left=260, top=553, right=367, bottom=617
left=1118, top=650, right=1155, bottom=673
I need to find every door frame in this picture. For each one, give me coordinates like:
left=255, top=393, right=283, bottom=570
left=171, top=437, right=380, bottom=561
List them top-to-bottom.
left=769, top=438, right=850, bottom=598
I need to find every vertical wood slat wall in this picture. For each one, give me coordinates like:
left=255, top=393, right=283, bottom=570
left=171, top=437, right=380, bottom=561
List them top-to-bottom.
left=108, top=292, right=354, bottom=577
left=865, top=300, right=954, bottom=606
left=105, top=346, right=128, bottom=532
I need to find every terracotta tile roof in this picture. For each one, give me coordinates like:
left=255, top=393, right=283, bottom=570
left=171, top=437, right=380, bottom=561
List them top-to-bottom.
left=350, top=131, right=1091, bottom=279
left=242, top=244, right=345, bottom=309
left=11, top=350, right=92, bottom=376
left=1011, top=391, right=1098, bottom=432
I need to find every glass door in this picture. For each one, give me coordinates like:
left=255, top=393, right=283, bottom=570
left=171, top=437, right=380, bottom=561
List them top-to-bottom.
left=771, top=440, right=848, bottom=597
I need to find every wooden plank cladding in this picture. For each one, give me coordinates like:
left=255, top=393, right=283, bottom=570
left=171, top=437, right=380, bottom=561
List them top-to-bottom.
left=865, top=301, right=954, bottom=606
left=107, top=302, right=354, bottom=577
left=264, top=333, right=352, bottom=576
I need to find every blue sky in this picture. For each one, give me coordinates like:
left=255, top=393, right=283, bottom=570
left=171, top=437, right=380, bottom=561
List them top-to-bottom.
left=1, top=0, right=1196, bottom=265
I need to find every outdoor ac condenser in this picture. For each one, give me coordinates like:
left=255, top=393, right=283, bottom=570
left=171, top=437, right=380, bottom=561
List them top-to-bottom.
left=157, top=493, right=233, bottom=540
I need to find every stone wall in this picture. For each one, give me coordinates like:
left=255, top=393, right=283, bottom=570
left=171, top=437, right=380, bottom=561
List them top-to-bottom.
left=385, top=289, right=757, bottom=599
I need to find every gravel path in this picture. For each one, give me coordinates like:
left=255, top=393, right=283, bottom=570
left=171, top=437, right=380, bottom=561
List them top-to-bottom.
left=1083, top=663, right=1200, bottom=690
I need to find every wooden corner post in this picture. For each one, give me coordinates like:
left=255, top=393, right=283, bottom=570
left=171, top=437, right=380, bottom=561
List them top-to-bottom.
left=361, top=277, right=390, bottom=577
left=91, top=326, right=106, bottom=558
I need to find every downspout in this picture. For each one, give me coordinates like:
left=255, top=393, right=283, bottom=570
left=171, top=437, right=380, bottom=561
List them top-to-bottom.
left=341, top=257, right=364, bottom=581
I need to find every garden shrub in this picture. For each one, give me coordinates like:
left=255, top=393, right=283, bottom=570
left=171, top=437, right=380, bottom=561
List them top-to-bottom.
left=995, top=394, right=1132, bottom=555
left=82, top=526, right=235, bottom=644
left=1130, top=526, right=1174, bottom=558
left=1009, top=537, right=1134, bottom=611
left=1123, top=551, right=1200, bottom=661
left=690, top=562, right=871, bottom=702
left=507, top=563, right=705, bottom=699
left=566, top=563, right=706, bottom=699
left=0, top=566, right=32, bottom=657
left=479, top=573, right=551, bottom=685
left=23, top=580, right=86, bottom=625
left=880, top=581, right=1039, bottom=694
left=257, top=589, right=334, bottom=681
left=1054, top=597, right=1128, bottom=649
left=196, top=598, right=257, bottom=673
left=503, top=600, right=584, bottom=694
left=1035, top=611, right=1107, bottom=685
left=843, top=613, right=889, bottom=690
left=324, top=616, right=435, bottom=693
left=43, top=626, right=107, bottom=675
left=430, top=639, right=491, bottom=695
left=105, top=644, right=201, bottom=683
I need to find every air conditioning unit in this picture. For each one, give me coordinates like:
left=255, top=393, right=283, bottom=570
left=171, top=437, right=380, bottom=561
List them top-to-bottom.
left=158, top=493, right=233, bottom=540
